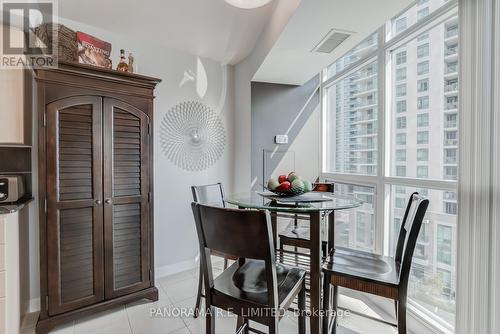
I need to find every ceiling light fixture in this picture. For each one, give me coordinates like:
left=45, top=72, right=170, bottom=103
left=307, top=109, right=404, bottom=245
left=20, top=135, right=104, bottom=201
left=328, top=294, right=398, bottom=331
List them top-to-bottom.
left=224, top=0, right=273, bottom=9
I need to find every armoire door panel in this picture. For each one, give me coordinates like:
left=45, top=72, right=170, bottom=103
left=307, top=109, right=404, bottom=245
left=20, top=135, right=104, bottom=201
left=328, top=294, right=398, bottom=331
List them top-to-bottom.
left=46, top=96, right=104, bottom=316
left=103, top=98, right=150, bottom=299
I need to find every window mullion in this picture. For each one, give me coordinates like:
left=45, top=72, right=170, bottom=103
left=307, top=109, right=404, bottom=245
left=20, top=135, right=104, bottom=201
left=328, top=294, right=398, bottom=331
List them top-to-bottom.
left=375, top=25, right=387, bottom=255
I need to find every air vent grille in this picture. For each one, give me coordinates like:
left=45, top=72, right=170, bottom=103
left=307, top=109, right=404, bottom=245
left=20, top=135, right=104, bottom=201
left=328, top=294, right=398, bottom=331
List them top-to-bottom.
left=312, top=29, right=354, bottom=54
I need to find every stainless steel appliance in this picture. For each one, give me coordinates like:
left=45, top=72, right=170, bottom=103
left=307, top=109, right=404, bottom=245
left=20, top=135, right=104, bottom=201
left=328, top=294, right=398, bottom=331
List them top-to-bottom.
left=0, top=175, right=25, bottom=202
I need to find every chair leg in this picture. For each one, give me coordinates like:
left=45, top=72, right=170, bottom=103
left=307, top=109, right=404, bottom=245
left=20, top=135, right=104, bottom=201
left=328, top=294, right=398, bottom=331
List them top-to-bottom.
left=279, top=240, right=284, bottom=263
left=223, top=258, right=229, bottom=270
left=194, top=261, right=203, bottom=318
left=322, top=274, right=331, bottom=334
left=298, top=280, right=306, bottom=334
left=332, top=285, right=339, bottom=334
left=397, top=297, right=407, bottom=334
left=394, top=300, right=398, bottom=320
left=206, top=306, right=215, bottom=334
left=236, top=316, right=248, bottom=334
left=244, top=318, right=249, bottom=334
left=268, top=318, right=279, bottom=334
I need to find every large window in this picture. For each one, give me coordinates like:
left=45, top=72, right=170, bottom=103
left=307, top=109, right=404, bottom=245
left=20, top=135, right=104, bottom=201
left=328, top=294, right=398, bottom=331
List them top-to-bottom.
left=322, top=1, right=458, bottom=331
left=324, top=62, right=378, bottom=175
left=333, top=183, right=375, bottom=252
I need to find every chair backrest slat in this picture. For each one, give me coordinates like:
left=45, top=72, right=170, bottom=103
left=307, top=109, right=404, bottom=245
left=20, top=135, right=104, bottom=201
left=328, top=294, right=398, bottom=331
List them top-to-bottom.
left=313, top=182, right=334, bottom=193
left=191, top=183, right=225, bottom=207
left=394, top=192, right=429, bottom=287
left=193, top=204, right=273, bottom=261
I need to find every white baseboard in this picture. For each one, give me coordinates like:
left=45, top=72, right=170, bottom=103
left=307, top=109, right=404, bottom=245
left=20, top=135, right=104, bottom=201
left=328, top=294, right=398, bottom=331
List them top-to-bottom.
left=154, top=258, right=198, bottom=279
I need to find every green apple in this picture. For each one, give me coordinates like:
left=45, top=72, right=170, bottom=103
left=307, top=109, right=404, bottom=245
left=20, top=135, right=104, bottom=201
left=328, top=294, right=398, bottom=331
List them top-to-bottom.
left=288, top=172, right=299, bottom=182
left=267, top=178, right=280, bottom=191
left=291, top=179, right=304, bottom=192
left=303, top=180, right=312, bottom=192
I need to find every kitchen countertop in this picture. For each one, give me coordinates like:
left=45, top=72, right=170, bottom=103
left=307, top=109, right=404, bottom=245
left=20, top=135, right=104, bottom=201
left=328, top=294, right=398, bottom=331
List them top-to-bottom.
left=0, top=196, right=34, bottom=214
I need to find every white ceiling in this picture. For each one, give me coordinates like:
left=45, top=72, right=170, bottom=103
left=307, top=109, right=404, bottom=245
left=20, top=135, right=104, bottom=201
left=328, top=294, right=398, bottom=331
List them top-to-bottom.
left=58, top=0, right=275, bottom=65
left=253, top=0, right=413, bottom=85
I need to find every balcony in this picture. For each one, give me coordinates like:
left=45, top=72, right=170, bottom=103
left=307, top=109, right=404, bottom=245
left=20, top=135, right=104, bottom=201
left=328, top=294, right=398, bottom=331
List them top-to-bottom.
left=445, top=27, right=458, bottom=39
left=444, top=46, right=458, bottom=61
left=445, top=49, right=457, bottom=56
left=445, top=65, right=458, bottom=74
left=445, top=83, right=459, bottom=93
left=445, top=103, right=458, bottom=111
left=444, top=120, right=457, bottom=128
left=349, top=129, right=377, bottom=137
left=444, top=139, right=458, bottom=147
left=349, top=145, right=376, bottom=151
left=444, top=156, right=458, bottom=164
left=444, top=192, right=457, bottom=201
left=417, top=235, right=430, bottom=246
left=413, top=256, right=430, bottom=267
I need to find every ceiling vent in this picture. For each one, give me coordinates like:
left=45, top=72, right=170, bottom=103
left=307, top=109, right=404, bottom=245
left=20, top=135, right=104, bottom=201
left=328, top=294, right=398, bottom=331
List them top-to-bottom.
left=312, top=29, right=354, bottom=54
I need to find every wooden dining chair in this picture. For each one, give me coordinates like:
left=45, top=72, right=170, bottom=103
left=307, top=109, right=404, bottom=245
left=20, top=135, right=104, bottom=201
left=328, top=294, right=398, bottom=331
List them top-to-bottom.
left=278, top=182, right=334, bottom=260
left=191, top=183, right=238, bottom=318
left=321, top=192, right=429, bottom=334
left=191, top=203, right=307, bottom=334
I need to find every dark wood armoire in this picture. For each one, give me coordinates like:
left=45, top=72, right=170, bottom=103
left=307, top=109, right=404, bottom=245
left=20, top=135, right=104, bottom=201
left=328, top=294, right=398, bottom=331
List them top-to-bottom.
left=34, top=62, right=161, bottom=333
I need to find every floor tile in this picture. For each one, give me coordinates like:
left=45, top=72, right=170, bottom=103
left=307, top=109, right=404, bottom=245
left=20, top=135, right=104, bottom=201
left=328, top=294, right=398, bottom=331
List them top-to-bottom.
left=158, top=269, right=196, bottom=286
left=161, top=277, right=199, bottom=303
left=126, top=287, right=171, bottom=311
left=172, top=297, right=200, bottom=327
left=127, top=303, right=186, bottom=334
left=73, top=306, right=132, bottom=334
left=187, top=311, right=237, bottom=334
left=340, top=313, right=398, bottom=334
left=49, top=322, right=75, bottom=334
left=21, top=326, right=35, bottom=334
left=170, top=327, right=191, bottom=334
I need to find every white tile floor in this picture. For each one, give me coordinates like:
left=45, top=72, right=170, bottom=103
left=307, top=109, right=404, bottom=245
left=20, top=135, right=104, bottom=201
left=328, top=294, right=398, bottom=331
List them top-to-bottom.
left=20, top=256, right=399, bottom=334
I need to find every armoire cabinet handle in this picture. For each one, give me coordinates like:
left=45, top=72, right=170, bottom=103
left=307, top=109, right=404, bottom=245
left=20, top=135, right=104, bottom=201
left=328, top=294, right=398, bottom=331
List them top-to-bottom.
left=105, top=199, right=112, bottom=204
left=95, top=200, right=102, bottom=205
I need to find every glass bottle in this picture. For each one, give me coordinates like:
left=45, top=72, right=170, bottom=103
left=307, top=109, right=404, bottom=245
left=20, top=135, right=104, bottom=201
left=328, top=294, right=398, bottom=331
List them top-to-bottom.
left=116, top=49, right=129, bottom=72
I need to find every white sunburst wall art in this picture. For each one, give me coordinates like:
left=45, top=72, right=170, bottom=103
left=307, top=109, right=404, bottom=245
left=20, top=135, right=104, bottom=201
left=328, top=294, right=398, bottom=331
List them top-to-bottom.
left=160, top=101, right=226, bottom=171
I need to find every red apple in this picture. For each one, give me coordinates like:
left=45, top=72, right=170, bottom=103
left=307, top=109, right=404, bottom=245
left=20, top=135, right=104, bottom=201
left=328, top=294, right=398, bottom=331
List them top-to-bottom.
left=278, top=174, right=288, bottom=183
left=279, top=181, right=291, bottom=191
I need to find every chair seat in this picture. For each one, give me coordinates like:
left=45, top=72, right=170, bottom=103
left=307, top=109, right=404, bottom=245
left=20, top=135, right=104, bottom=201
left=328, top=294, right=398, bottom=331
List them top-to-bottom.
left=323, top=247, right=400, bottom=288
left=210, top=249, right=238, bottom=260
left=213, top=260, right=306, bottom=309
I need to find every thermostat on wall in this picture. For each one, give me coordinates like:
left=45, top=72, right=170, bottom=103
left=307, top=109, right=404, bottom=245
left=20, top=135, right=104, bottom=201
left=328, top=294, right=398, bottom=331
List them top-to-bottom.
left=274, top=135, right=288, bottom=144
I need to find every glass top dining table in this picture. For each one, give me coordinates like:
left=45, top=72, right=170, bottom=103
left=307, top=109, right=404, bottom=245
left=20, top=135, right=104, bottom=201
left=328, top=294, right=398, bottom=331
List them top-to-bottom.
left=224, top=191, right=362, bottom=334
left=224, top=191, right=363, bottom=212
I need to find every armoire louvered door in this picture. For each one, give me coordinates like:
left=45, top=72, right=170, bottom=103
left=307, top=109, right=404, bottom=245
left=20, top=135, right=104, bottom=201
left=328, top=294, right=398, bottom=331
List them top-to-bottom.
left=36, top=63, right=159, bottom=334
left=46, top=96, right=104, bottom=315
left=103, top=98, right=150, bottom=298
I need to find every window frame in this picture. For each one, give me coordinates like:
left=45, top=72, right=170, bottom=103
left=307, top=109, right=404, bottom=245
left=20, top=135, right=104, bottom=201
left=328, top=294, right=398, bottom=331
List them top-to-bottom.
left=320, top=2, right=459, bottom=332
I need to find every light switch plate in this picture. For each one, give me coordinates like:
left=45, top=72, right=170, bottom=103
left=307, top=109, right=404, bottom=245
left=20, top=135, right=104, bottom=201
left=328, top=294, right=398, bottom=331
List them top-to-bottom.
left=274, top=135, right=288, bottom=144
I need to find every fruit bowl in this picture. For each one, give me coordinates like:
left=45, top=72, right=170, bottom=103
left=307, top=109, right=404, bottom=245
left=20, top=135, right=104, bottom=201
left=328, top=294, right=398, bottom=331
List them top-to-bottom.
left=266, top=172, right=312, bottom=197
left=266, top=187, right=309, bottom=197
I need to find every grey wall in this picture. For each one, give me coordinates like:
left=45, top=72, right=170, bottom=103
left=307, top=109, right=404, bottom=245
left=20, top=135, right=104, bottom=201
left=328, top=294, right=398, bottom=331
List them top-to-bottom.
left=251, top=75, right=321, bottom=190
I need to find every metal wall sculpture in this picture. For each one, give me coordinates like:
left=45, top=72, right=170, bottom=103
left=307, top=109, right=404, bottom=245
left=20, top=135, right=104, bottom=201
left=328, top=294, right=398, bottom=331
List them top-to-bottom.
left=160, top=101, right=226, bottom=171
